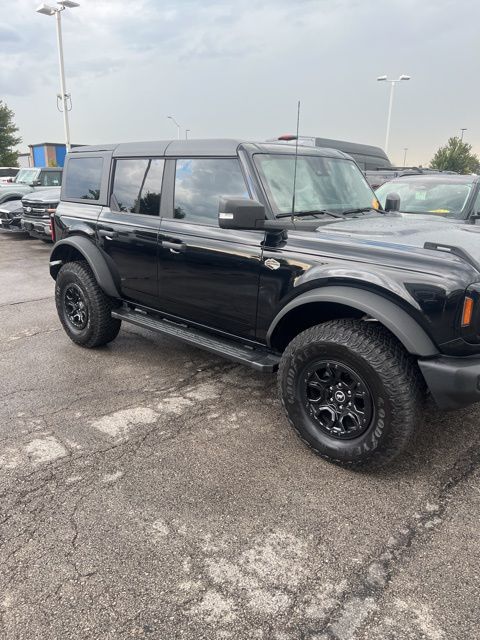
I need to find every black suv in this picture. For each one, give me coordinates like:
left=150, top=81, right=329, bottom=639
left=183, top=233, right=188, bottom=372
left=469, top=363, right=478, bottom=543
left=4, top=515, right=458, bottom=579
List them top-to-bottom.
left=49, top=139, right=480, bottom=469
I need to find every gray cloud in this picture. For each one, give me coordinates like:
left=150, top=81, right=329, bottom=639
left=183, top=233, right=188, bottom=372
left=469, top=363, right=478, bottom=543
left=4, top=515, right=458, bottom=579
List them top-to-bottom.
left=2, top=0, right=480, bottom=166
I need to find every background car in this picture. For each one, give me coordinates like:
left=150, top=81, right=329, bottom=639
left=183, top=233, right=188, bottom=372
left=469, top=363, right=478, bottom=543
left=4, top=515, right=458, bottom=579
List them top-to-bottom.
left=0, top=167, right=62, bottom=204
left=0, top=167, right=19, bottom=184
left=375, top=174, right=480, bottom=221
left=21, top=188, right=60, bottom=242
left=0, top=199, right=25, bottom=233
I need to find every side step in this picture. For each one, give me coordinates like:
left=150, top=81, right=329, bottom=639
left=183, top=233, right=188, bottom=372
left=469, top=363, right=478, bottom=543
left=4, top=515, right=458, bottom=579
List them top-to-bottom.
left=111, top=307, right=280, bottom=373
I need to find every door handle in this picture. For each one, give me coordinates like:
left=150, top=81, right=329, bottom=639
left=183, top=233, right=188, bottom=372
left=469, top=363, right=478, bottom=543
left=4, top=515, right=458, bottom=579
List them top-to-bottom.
left=98, top=229, right=118, bottom=240
left=162, top=240, right=186, bottom=254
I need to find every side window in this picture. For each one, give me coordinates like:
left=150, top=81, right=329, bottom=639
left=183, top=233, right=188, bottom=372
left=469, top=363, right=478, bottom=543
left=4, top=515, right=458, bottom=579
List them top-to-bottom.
left=64, top=157, right=103, bottom=200
left=111, top=158, right=164, bottom=215
left=174, top=158, right=249, bottom=224
left=41, top=171, right=62, bottom=187
left=473, top=187, right=480, bottom=214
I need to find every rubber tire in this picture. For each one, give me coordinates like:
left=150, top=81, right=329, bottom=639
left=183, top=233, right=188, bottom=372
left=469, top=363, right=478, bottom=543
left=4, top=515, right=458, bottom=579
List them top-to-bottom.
left=55, top=260, right=121, bottom=348
left=278, top=319, right=424, bottom=469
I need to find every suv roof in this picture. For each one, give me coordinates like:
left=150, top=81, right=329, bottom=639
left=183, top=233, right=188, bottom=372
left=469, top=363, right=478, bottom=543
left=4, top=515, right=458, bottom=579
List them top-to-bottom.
left=69, top=139, right=349, bottom=160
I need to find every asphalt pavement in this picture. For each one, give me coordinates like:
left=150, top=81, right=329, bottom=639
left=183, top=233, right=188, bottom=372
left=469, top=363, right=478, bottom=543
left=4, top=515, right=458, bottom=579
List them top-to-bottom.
left=0, top=232, right=479, bottom=640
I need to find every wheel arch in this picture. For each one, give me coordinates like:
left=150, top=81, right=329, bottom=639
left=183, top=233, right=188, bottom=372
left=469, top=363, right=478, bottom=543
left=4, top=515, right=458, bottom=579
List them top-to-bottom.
left=49, top=236, right=121, bottom=299
left=267, top=286, right=438, bottom=357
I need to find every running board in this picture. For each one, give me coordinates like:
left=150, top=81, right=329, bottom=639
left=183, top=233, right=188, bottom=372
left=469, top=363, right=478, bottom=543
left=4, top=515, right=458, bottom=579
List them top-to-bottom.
left=111, top=307, right=280, bottom=372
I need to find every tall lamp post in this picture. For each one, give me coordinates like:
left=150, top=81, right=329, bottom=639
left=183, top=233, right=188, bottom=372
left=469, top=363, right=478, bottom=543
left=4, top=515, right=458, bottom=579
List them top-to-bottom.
left=36, top=2, right=79, bottom=152
left=377, top=74, right=411, bottom=155
left=167, top=116, right=181, bottom=140
left=460, top=128, right=467, bottom=141
left=403, top=147, right=408, bottom=167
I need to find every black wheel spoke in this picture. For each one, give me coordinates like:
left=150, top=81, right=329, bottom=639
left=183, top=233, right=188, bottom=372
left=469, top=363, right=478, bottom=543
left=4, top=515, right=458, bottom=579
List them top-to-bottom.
left=63, top=284, right=89, bottom=330
left=302, top=360, right=373, bottom=440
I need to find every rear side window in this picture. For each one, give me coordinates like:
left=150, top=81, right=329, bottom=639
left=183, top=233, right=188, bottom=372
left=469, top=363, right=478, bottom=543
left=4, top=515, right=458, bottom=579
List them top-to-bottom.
left=64, top=157, right=103, bottom=200
left=111, top=158, right=164, bottom=215
left=174, top=158, right=248, bottom=225
left=40, top=171, right=62, bottom=187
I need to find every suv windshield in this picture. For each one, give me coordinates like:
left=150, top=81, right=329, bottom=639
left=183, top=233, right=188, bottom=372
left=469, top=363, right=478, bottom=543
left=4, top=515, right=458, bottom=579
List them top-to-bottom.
left=254, top=154, right=376, bottom=216
left=15, top=169, right=40, bottom=185
left=375, top=178, right=474, bottom=218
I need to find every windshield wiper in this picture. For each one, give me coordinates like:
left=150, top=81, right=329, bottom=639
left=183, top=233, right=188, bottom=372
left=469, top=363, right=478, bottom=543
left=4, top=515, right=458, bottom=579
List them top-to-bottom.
left=341, top=207, right=378, bottom=215
left=276, top=209, right=343, bottom=219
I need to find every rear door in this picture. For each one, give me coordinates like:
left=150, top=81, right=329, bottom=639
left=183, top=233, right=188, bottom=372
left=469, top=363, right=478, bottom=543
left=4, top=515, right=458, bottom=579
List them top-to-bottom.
left=96, top=157, right=165, bottom=307
left=157, top=157, right=264, bottom=340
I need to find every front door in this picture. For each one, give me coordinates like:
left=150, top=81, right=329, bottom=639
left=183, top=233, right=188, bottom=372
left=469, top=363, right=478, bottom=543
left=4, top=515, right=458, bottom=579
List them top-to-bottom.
left=96, top=157, right=165, bottom=307
left=157, top=157, right=264, bottom=340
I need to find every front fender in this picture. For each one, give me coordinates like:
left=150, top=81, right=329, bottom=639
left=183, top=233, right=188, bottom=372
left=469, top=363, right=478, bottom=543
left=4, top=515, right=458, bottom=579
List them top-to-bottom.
left=49, top=236, right=121, bottom=299
left=267, top=285, right=438, bottom=357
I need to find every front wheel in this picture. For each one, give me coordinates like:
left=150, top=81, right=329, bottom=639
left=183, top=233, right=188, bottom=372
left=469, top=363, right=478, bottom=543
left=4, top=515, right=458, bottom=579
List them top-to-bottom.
left=55, top=260, right=121, bottom=348
left=278, top=319, right=424, bottom=469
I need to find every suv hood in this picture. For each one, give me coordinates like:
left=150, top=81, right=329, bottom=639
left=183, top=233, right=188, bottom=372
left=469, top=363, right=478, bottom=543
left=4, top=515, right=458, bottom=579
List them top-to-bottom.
left=22, top=188, right=61, bottom=204
left=315, top=212, right=480, bottom=263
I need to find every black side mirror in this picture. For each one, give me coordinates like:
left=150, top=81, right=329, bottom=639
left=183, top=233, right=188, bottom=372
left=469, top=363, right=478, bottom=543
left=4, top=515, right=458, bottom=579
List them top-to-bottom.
left=31, top=180, right=42, bottom=187
left=385, top=192, right=401, bottom=212
left=218, top=197, right=266, bottom=230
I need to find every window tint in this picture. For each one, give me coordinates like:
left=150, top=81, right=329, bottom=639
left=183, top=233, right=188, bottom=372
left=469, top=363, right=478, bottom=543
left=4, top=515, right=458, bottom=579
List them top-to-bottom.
left=64, top=157, right=103, bottom=200
left=112, top=158, right=164, bottom=215
left=174, top=158, right=249, bottom=224
left=40, top=171, right=62, bottom=187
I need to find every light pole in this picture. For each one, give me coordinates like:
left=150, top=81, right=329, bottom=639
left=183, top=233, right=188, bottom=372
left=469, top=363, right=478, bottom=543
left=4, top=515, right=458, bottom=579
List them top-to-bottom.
left=36, top=2, right=79, bottom=152
left=377, top=74, right=411, bottom=155
left=167, top=116, right=181, bottom=140
left=461, top=128, right=467, bottom=141
left=185, top=129, right=190, bottom=140
left=403, top=147, right=408, bottom=167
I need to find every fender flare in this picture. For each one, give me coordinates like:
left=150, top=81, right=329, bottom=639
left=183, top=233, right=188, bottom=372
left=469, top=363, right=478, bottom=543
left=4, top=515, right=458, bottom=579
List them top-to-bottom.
left=0, top=193, right=25, bottom=203
left=49, top=236, right=121, bottom=299
left=266, top=286, right=438, bottom=357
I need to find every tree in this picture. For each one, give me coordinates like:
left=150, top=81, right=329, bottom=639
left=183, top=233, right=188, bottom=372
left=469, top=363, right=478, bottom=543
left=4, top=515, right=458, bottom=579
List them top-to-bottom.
left=0, top=100, right=22, bottom=167
left=430, top=137, right=480, bottom=174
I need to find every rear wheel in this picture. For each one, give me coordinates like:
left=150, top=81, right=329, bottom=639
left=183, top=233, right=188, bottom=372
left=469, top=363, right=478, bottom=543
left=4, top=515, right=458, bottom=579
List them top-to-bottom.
left=55, top=261, right=121, bottom=348
left=278, top=319, right=424, bottom=469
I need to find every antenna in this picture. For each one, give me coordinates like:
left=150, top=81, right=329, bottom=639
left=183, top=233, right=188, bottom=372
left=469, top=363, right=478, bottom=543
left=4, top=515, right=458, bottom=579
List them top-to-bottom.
left=291, top=100, right=301, bottom=222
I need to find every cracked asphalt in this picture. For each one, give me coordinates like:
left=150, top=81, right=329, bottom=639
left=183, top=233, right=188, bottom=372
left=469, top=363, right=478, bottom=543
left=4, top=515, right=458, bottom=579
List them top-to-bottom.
left=1, top=232, right=479, bottom=640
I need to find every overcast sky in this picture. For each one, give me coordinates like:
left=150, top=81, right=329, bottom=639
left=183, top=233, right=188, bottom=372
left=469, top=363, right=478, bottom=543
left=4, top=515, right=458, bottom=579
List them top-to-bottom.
left=1, top=0, right=479, bottom=166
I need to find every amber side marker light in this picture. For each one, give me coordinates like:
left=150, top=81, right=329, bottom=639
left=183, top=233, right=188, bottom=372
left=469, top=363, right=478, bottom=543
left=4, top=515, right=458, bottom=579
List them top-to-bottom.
left=461, top=296, right=474, bottom=327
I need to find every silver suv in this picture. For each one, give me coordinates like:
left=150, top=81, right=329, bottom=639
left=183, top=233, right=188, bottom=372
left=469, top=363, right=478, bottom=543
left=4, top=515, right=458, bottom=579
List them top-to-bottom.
left=0, top=167, right=62, bottom=204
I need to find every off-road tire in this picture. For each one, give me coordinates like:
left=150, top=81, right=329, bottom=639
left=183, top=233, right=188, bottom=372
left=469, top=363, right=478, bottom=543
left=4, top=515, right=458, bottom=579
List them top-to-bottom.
left=55, top=260, right=121, bottom=348
left=278, top=319, right=425, bottom=469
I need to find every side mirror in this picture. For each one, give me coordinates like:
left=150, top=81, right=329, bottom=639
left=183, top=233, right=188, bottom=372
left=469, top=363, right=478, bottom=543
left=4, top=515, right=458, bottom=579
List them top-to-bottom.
left=31, top=180, right=42, bottom=187
left=385, top=192, right=401, bottom=212
left=218, top=197, right=266, bottom=230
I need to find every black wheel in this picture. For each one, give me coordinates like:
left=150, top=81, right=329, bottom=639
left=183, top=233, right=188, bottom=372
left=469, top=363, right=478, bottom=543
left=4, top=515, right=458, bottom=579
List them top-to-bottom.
left=55, top=261, right=121, bottom=348
left=278, top=319, right=424, bottom=469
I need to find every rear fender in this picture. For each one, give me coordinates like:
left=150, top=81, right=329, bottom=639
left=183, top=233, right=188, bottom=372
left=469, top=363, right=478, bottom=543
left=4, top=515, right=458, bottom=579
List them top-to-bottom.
left=49, top=236, right=121, bottom=299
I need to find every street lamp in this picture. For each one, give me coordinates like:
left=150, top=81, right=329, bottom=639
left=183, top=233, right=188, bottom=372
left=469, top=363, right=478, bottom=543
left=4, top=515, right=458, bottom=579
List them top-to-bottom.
left=36, top=1, right=79, bottom=152
left=377, top=74, right=411, bottom=154
left=167, top=115, right=181, bottom=140
left=461, top=128, right=467, bottom=141
left=185, top=129, right=190, bottom=140
left=403, top=147, right=408, bottom=167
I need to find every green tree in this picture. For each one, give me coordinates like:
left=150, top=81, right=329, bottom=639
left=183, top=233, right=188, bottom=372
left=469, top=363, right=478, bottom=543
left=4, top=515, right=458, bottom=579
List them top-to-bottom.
left=0, top=100, right=22, bottom=167
left=430, top=136, right=480, bottom=174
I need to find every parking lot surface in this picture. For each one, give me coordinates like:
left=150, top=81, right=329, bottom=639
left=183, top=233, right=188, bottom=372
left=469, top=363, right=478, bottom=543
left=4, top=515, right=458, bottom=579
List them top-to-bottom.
left=0, top=233, right=479, bottom=640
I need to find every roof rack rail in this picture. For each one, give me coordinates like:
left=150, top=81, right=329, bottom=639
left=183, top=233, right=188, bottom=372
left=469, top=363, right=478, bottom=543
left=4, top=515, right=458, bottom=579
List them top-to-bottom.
left=423, top=242, right=480, bottom=273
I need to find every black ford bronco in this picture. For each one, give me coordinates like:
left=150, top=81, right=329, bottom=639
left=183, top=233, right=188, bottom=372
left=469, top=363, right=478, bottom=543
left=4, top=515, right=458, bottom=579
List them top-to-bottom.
left=50, top=139, right=480, bottom=468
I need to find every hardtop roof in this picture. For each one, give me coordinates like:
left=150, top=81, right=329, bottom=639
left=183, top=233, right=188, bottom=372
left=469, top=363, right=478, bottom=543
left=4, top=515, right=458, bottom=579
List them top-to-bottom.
left=69, top=139, right=349, bottom=160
